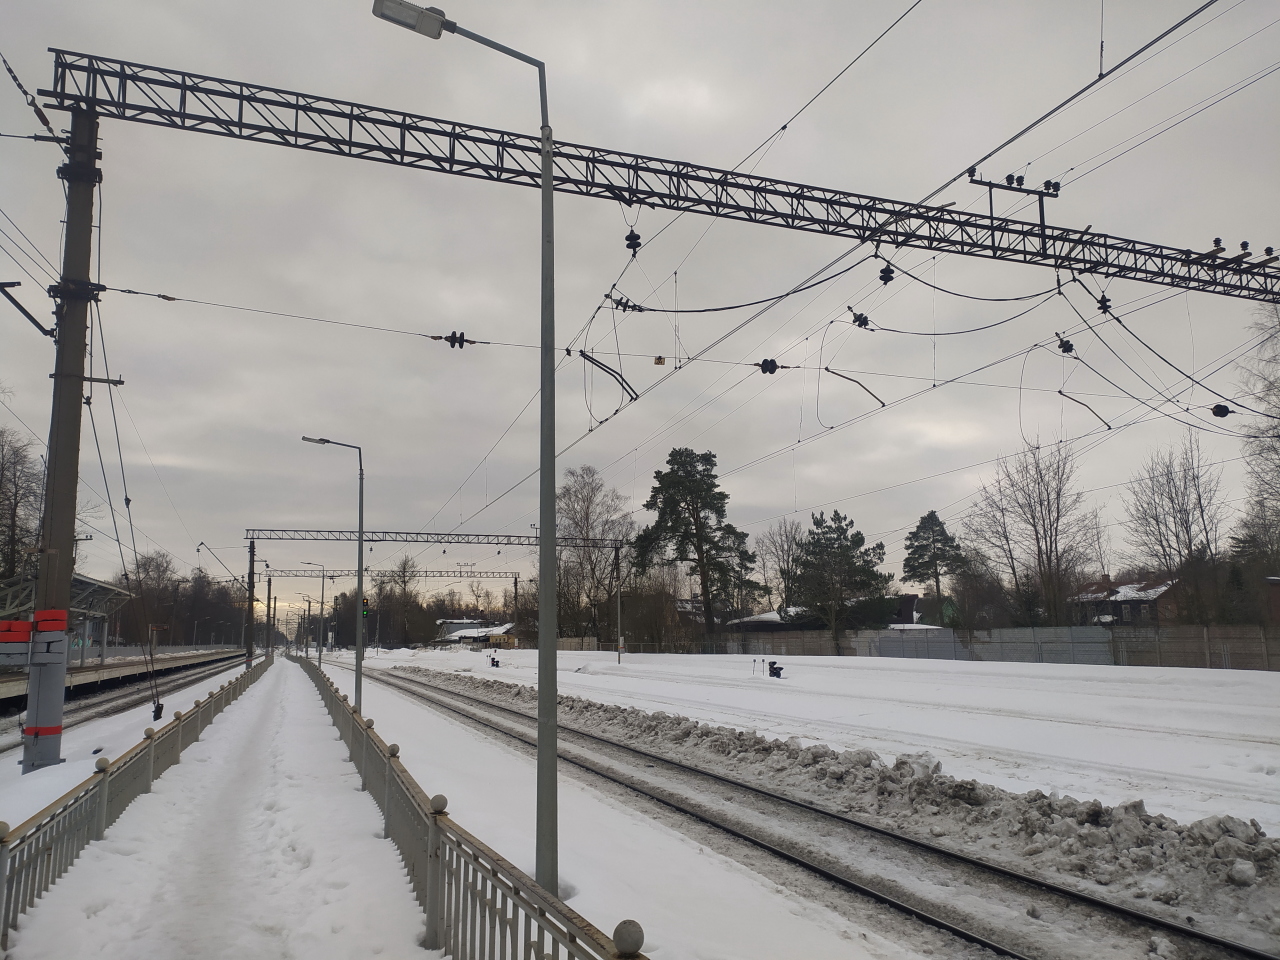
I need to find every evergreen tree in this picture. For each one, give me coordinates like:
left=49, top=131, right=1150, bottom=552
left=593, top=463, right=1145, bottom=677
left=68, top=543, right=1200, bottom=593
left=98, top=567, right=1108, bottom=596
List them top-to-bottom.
left=633, top=448, right=756, bottom=636
left=902, top=510, right=964, bottom=603
left=791, top=511, right=891, bottom=652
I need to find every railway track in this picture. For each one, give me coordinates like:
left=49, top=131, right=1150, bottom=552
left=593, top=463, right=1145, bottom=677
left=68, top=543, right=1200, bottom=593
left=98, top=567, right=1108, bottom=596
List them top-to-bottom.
left=0, top=655, right=249, bottom=754
left=347, top=662, right=1277, bottom=960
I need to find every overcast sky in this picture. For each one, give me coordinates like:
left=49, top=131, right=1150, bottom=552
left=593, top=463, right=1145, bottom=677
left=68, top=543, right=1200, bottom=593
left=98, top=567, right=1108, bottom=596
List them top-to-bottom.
left=2, top=0, right=1277, bottom=615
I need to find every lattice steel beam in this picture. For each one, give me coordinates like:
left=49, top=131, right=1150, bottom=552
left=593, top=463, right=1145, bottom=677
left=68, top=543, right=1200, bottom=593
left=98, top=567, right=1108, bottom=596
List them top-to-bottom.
left=42, top=50, right=1280, bottom=303
left=246, top=528, right=624, bottom=549
left=263, top=568, right=516, bottom=579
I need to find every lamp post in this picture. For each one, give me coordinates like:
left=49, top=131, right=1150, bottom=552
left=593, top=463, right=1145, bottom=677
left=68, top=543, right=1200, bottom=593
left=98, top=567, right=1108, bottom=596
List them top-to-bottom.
left=371, top=0, right=560, bottom=895
left=302, top=436, right=366, bottom=713
left=301, top=563, right=326, bottom=668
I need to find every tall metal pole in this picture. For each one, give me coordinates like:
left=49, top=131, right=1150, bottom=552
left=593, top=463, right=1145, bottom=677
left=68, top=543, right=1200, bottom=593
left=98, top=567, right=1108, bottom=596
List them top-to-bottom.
left=534, top=72, right=558, bottom=897
left=22, top=107, right=100, bottom=773
left=355, top=449, right=365, bottom=712
left=245, top=539, right=256, bottom=667
left=318, top=568, right=326, bottom=668
left=264, top=575, right=272, bottom=657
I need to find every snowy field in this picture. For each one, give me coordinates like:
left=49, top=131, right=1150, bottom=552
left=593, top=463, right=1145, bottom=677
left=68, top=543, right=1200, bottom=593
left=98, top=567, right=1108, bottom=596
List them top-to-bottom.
left=337, top=647, right=1280, bottom=833
left=0, top=660, right=251, bottom=829
left=8, top=661, right=427, bottom=960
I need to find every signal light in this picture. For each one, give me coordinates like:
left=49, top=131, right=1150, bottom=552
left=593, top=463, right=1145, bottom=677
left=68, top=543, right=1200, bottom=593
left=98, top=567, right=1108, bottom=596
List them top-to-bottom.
left=625, top=230, right=641, bottom=257
left=879, top=264, right=895, bottom=285
left=446, top=331, right=466, bottom=348
left=759, top=358, right=778, bottom=374
left=363, top=598, right=369, bottom=618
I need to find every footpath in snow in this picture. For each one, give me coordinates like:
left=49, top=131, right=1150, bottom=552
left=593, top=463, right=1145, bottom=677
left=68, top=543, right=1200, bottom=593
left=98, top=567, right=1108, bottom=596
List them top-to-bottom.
left=8, top=660, right=427, bottom=960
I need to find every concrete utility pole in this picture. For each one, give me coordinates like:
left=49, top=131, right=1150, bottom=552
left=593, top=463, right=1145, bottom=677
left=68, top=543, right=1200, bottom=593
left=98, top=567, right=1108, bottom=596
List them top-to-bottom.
left=22, top=107, right=101, bottom=773
left=245, top=539, right=256, bottom=666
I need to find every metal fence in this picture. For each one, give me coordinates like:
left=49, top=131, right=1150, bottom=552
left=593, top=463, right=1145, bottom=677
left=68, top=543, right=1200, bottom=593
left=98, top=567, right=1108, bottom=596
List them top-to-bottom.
left=0, top=653, right=272, bottom=947
left=291, top=655, right=648, bottom=960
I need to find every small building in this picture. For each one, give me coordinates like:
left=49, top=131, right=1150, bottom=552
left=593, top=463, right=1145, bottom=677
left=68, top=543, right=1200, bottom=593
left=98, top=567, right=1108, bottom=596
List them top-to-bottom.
left=1070, top=577, right=1178, bottom=626
left=434, top=619, right=515, bottom=644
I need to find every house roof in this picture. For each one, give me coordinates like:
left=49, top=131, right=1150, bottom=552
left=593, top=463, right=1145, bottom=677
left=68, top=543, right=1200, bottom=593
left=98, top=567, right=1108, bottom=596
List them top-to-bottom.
left=1070, top=579, right=1176, bottom=604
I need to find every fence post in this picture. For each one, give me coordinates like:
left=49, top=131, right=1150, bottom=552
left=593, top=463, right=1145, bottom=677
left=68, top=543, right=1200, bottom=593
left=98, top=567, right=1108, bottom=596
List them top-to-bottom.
left=1203, top=626, right=1211, bottom=668
left=172, top=711, right=183, bottom=762
left=361, top=718, right=373, bottom=790
left=143, top=727, right=155, bottom=793
left=383, top=745, right=398, bottom=839
left=94, top=757, right=110, bottom=840
left=424, top=794, right=448, bottom=950
left=0, top=822, right=10, bottom=949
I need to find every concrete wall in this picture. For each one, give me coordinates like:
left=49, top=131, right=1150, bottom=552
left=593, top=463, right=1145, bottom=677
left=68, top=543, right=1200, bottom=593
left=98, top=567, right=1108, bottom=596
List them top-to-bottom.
left=622, top=626, right=1278, bottom=671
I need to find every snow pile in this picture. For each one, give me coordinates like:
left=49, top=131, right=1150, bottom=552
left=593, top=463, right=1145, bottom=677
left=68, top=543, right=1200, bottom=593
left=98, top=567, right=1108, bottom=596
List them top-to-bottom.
left=10, top=662, right=428, bottom=960
left=393, top=665, right=1280, bottom=945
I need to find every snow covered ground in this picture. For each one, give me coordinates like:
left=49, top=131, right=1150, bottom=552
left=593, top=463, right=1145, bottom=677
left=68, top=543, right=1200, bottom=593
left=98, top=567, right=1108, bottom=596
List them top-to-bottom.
left=337, top=647, right=1280, bottom=833
left=321, top=656, right=930, bottom=960
left=0, top=660, right=251, bottom=829
left=8, top=660, right=427, bottom=960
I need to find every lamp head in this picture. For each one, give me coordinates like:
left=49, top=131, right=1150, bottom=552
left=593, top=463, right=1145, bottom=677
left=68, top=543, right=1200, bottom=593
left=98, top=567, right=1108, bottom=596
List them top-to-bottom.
left=372, top=0, right=448, bottom=39
left=302, top=436, right=330, bottom=445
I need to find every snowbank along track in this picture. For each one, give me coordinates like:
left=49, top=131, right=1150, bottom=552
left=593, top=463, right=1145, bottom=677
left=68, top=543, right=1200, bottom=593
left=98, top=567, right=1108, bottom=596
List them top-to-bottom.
left=344, top=662, right=1278, bottom=960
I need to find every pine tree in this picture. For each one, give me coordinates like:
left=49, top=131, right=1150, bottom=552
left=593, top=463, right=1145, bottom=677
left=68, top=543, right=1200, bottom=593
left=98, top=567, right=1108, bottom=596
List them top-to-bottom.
left=633, top=448, right=756, bottom=636
left=902, top=510, right=964, bottom=603
left=792, top=511, right=890, bottom=652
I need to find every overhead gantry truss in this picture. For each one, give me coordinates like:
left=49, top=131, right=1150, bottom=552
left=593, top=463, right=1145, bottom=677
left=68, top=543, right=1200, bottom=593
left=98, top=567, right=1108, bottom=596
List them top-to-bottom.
left=41, top=50, right=1280, bottom=303
left=245, top=529, right=625, bottom=550
left=261, top=568, right=517, bottom=579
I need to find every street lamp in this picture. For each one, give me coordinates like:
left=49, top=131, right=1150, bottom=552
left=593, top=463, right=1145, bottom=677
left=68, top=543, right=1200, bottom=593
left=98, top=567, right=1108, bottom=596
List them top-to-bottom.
left=371, top=0, right=560, bottom=896
left=303, top=435, right=366, bottom=713
left=301, top=563, right=326, bottom=668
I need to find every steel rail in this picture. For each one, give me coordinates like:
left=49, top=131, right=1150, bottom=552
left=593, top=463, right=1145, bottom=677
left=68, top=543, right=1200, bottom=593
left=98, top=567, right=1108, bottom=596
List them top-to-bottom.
left=40, top=50, right=1280, bottom=304
left=353, top=663, right=1278, bottom=960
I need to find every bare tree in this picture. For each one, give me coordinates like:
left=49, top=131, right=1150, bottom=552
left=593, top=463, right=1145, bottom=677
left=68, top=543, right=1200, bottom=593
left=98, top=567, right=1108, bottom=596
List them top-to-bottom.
left=1239, top=303, right=1280, bottom=508
left=0, top=426, right=42, bottom=580
left=1122, top=433, right=1230, bottom=623
left=1123, top=433, right=1227, bottom=574
left=964, top=444, right=1090, bottom=625
left=557, top=465, right=634, bottom=642
left=756, top=518, right=803, bottom=611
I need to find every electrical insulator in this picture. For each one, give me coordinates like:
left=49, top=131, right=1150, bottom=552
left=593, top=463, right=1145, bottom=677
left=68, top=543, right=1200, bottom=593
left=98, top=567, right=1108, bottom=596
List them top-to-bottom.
left=967, top=166, right=977, bottom=178
left=1005, top=174, right=1015, bottom=186
left=1015, top=175, right=1025, bottom=187
left=1043, top=180, right=1054, bottom=192
left=1052, top=181, right=1061, bottom=193
left=625, top=230, right=641, bottom=257
left=1241, top=241, right=1250, bottom=252
left=879, top=264, right=895, bottom=285
left=1096, top=295, right=1111, bottom=313
left=847, top=309, right=870, bottom=328
left=446, top=331, right=466, bottom=348
left=1057, top=337, right=1074, bottom=355
left=759, top=358, right=779, bottom=374
left=1211, top=404, right=1232, bottom=418
left=362, top=598, right=369, bottom=618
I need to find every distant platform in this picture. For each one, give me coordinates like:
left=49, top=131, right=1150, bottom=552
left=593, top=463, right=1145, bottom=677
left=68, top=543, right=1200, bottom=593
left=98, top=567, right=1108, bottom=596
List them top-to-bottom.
left=0, top=648, right=246, bottom=701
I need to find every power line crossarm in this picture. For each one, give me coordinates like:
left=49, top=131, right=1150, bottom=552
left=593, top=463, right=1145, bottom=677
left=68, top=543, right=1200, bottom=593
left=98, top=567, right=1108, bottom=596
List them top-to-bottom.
left=40, top=50, right=1280, bottom=304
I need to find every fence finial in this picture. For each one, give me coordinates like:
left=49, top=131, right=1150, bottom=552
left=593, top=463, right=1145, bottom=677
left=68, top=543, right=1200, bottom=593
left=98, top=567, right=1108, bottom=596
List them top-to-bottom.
left=144, top=728, right=155, bottom=738
left=388, top=744, right=400, bottom=756
left=94, top=757, right=109, bottom=772
left=429, top=794, right=448, bottom=814
left=613, top=919, right=644, bottom=957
